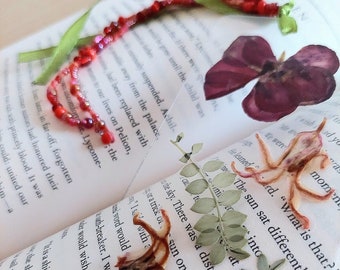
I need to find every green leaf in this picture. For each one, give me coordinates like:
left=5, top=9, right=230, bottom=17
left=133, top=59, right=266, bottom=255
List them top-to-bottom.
left=194, top=0, right=241, bottom=15
left=280, top=0, right=294, bottom=16
left=278, top=1, right=297, bottom=35
left=34, top=7, right=94, bottom=85
left=278, top=15, right=297, bottom=34
left=76, top=35, right=96, bottom=47
left=18, top=36, right=95, bottom=62
left=19, top=47, right=57, bottom=63
left=192, top=143, right=203, bottom=154
left=202, top=160, right=224, bottom=172
left=180, top=163, right=199, bottom=177
left=212, top=172, right=235, bottom=188
left=185, top=179, right=208, bottom=195
left=218, top=190, right=242, bottom=206
left=191, top=198, right=216, bottom=214
left=222, top=211, right=247, bottom=226
left=194, top=214, right=218, bottom=232
left=223, top=225, right=247, bottom=239
left=223, top=225, right=247, bottom=249
left=196, top=229, right=220, bottom=246
left=229, top=234, right=244, bottom=242
left=228, top=237, right=247, bottom=249
left=209, top=242, right=226, bottom=265
left=228, top=248, right=250, bottom=261
left=257, top=254, right=270, bottom=270
left=270, top=258, right=286, bottom=270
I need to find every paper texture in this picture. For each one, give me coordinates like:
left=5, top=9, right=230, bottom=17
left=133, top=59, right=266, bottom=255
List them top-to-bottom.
left=0, top=0, right=339, bottom=267
left=1, top=105, right=339, bottom=269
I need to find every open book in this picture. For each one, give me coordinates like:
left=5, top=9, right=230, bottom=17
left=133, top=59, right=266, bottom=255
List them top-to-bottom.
left=0, top=0, right=339, bottom=268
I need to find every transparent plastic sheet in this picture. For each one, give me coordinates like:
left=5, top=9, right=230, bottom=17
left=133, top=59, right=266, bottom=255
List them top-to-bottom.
left=0, top=0, right=339, bottom=267
left=126, top=0, right=340, bottom=196
left=0, top=1, right=251, bottom=257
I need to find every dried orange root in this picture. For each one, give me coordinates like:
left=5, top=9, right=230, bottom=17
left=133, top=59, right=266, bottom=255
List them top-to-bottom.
left=232, top=118, right=334, bottom=229
left=115, top=209, right=171, bottom=269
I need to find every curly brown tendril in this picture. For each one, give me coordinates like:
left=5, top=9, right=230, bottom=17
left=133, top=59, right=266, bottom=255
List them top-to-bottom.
left=231, top=118, right=335, bottom=229
left=115, top=209, right=171, bottom=269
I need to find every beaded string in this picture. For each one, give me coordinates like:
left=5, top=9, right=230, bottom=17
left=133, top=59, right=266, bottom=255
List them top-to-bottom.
left=46, top=0, right=279, bottom=145
left=46, top=0, right=198, bottom=145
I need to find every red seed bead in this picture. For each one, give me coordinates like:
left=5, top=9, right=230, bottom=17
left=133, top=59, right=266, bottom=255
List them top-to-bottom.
left=159, top=0, right=168, bottom=8
left=151, top=1, right=161, bottom=12
left=256, top=1, right=265, bottom=14
left=242, top=2, right=255, bottom=13
left=264, top=3, right=279, bottom=16
left=136, top=11, right=147, bottom=22
left=118, top=16, right=126, bottom=26
left=110, top=22, right=119, bottom=32
left=104, top=26, right=112, bottom=34
left=94, top=35, right=103, bottom=44
left=98, top=36, right=113, bottom=49
left=93, top=42, right=104, bottom=53
left=78, top=47, right=86, bottom=56
left=79, top=47, right=97, bottom=59
left=73, top=56, right=82, bottom=64
left=77, top=56, right=92, bottom=66
left=70, top=62, right=79, bottom=69
left=69, top=64, right=79, bottom=79
left=62, top=67, right=70, bottom=76
left=54, top=75, right=62, bottom=83
left=51, top=79, right=59, bottom=89
left=70, top=84, right=80, bottom=95
left=47, top=88, right=58, bottom=104
left=75, top=92, right=85, bottom=102
left=79, top=100, right=90, bottom=110
left=52, top=104, right=66, bottom=119
left=62, top=112, right=73, bottom=120
left=62, top=113, right=77, bottom=126
left=66, top=117, right=80, bottom=127
left=80, top=118, right=94, bottom=129
left=94, top=120, right=106, bottom=133
left=101, top=130, right=115, bottom=144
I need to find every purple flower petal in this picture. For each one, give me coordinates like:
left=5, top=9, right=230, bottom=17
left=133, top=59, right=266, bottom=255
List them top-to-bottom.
left=203, top=36, right=339, bottom=122
left=204, top=36, right=276, bottom=99
left=222, top=36, right=277, bottom=67
left=290, top=45, right=339, bottom=74
left=204, top=57, right=259, bottom=99
left=252, top=59, right=336, bottom=113
left=283, top=65, right=336, bottom=105
left=252, top=80, right=299, bottom=113
left=242, top=90, right=297, bottom=121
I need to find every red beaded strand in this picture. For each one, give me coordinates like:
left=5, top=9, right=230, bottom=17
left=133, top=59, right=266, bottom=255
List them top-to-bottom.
left=46, top=0, right=196, bottom=145
left=223, top=0, right=279, bottom=16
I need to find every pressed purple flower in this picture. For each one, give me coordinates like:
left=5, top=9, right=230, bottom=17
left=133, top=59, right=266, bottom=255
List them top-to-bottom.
left=204, top=36, right=339, bottom=121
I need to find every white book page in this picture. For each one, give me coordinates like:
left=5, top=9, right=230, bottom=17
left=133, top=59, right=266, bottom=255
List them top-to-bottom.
left=0, top=0, right=339, bottom=261
left=0, top=0, right=265, bottom=258
left=126, top=0, right=340, bottom=195
left=0, top=102, right=339, bottom=269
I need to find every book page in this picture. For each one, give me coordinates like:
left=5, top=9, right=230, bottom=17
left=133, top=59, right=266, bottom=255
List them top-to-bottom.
left=0, top=0, right=267, bottom=258
left=0, top=0, right=339, bottom=261
left=125, top=0, right=340, bottom=196
left=0, top=102, right=339, bottom=269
